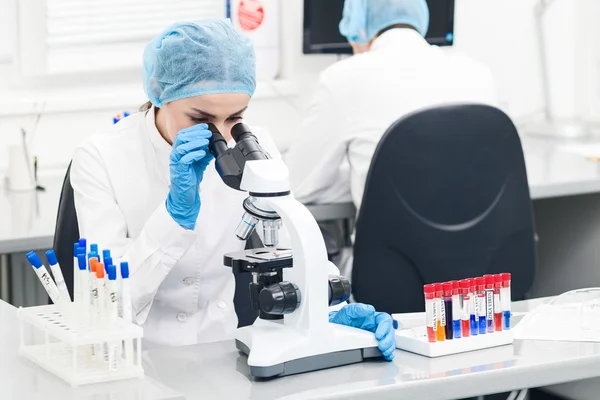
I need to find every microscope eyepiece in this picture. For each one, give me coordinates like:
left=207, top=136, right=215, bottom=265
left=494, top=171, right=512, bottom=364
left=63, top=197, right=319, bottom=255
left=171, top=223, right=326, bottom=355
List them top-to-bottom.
left=208, top=122, right=269, bottom=190
left=231, top=122, right=254, bottom=143
left=231, top=122, right=269, bottom=161
left=207, top=123, right=228, bottom=158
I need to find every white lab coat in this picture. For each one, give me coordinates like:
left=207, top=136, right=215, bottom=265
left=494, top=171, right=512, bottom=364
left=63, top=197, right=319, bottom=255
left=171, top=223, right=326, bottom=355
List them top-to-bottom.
left=287, top=28, right=498, bottom=210
left=71, top=108, right=286, bottom=346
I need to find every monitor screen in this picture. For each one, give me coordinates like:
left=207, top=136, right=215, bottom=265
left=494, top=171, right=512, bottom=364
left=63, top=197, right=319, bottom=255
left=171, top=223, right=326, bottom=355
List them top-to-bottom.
left=303, top=0, right=455, bottom=54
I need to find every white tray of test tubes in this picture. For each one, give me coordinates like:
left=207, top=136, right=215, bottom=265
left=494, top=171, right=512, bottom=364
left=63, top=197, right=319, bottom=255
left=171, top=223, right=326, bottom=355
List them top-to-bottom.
left=18, top=303, right=144, bottom=386
left=396, top=326, right=513, bottom=357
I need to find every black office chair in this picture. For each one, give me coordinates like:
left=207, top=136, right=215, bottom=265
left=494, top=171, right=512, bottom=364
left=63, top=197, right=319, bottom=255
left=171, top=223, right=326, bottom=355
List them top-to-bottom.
left=352, top=104, right=536, bottom=315
left=53, top=162, right=259, bottom=327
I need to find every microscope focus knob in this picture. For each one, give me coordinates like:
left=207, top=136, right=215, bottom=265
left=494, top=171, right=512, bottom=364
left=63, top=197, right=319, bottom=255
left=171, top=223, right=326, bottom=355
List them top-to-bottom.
left=328, top=275, right=351, bottom=306
left=259, top=282, right=301, bottom=315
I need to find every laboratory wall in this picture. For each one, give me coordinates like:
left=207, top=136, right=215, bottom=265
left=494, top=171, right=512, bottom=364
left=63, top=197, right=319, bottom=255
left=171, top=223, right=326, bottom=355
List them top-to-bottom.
left=0, top=0, right=596, bottom=177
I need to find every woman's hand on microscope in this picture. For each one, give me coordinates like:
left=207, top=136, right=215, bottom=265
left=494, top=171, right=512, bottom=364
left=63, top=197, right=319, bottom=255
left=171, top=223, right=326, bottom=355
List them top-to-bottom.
left=329, top=303, right=396, bottom=361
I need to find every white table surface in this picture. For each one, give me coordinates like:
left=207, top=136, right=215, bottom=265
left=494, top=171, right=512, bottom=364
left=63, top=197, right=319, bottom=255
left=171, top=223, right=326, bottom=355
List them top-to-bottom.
left=3, top=135, right=600, bottom=253
left=522, top=135, right=600, bottom=200
left=4, top=297, right=600, bottom=400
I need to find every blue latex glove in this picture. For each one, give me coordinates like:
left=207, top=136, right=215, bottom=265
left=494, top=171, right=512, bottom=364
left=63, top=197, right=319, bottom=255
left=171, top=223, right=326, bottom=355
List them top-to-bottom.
left=166, top=123, right=214, bottom=230
left=329, top=303, right=396, bottom=361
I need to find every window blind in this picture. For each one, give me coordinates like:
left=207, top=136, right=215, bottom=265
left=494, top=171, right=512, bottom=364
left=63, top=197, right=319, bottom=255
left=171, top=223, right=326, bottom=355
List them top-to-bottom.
left=46, top=0, right=226, bottom=47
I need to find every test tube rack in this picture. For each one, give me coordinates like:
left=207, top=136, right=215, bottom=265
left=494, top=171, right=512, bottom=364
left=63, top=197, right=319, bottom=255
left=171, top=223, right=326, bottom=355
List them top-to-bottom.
left=18, top=304, right=144, bottom=386
left=396, top=326, right=513, bottom=357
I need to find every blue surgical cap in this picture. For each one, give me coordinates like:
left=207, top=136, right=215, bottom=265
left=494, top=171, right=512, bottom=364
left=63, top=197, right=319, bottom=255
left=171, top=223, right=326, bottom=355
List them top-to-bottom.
left=339, top=0, right=430, bottom=44
left=143, top=19, right=256, bottom=107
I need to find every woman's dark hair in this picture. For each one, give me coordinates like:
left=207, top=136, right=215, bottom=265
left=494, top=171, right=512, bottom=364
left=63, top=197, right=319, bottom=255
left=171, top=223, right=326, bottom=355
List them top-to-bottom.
left=139, top=100, right=153, bottom=111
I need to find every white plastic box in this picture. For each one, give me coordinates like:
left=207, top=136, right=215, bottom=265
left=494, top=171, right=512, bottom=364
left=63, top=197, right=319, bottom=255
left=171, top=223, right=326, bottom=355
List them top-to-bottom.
left=18, top=304, right=144, bottom=386
left=396, top=325, right=514, bottom=357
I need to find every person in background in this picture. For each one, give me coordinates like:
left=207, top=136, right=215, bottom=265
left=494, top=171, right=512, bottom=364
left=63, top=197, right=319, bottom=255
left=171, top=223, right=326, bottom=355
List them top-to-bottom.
left=286, top=0, right=498, bottom=210
left=70, top=19, right=396, bottom=360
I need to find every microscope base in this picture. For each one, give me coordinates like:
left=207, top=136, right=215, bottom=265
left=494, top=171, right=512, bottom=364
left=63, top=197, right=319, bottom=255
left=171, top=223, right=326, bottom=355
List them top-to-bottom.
left=235, top=320, right=382, bottom=378
left=236, top=340, right=380, bottom=378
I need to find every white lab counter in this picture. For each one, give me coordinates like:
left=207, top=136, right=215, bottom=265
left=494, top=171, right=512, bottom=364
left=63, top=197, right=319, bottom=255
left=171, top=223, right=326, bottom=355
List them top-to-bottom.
left=522, top=135, right=600, bottom=199
left=0, top=174, right=64, bottom=254
left=2, top=297, right=600, bottom=400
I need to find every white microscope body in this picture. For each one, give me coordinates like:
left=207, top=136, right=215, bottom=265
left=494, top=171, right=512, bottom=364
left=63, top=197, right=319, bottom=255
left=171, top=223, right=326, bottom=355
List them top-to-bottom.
left=208, top=122, right=381, bottom=378
left=234, top=159, right=380, bottom=377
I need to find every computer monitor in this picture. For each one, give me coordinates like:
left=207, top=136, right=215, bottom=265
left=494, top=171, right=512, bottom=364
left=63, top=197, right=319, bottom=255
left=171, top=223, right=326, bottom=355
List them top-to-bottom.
left=303, top=0, right=455, bottom=54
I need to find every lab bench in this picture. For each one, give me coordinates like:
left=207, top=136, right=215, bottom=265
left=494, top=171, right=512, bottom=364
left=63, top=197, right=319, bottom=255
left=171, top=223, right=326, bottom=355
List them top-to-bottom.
left=4, top=133, right=600, bottom=398
left=0, top=296, right=597, bottom=400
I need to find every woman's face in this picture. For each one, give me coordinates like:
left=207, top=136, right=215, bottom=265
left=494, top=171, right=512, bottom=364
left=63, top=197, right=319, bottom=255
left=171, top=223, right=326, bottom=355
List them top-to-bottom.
left=161, top=93, right=251, bottom=143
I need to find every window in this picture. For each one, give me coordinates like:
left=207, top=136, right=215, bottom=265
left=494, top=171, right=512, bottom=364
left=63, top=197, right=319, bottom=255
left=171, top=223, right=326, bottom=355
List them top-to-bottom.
left=0, top=0, right=16, bottom=64
left=18, top=0, right=226, bottom=76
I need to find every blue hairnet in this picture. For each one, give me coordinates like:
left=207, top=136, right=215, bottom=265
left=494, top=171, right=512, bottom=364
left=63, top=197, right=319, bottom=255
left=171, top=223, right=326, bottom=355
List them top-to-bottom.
left=339, top=0, right=430, bottom=44
left=143, top=19, right=256, bottom=107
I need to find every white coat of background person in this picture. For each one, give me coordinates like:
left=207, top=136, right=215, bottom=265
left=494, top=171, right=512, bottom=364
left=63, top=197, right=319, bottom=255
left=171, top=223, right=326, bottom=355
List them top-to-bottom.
left=286, top=0, right=498, bottom=211
left=70, top=19, right=397, bottom=358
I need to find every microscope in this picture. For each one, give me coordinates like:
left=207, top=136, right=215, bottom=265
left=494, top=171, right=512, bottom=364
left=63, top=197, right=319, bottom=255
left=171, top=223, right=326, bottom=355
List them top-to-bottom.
left=207, top=123, right=382, bottom=378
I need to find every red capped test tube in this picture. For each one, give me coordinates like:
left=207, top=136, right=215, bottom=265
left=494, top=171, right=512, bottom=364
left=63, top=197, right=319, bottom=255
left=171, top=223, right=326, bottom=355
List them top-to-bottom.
left=501, top=273, right=512, bottom=330
left=494, top=274, right=503, bottom=331
left=484, top=275, right=495, bottom=333
left=476, top=277, right=486, bottom=334
left=469, top=278, right=478, bottom=336
left=460, top=279, right=471, bottom=337
left=451, top=280, right=461, bottom=339
left=443, top=282, right=454, bottom=340
left=434, top=283, right=446, bottom=341
left=424, top=284, right=436, bottom=342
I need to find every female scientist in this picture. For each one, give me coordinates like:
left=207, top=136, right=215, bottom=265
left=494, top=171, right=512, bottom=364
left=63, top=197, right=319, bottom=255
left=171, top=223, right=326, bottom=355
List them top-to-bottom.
left=70, top=20, right=395, bottom=359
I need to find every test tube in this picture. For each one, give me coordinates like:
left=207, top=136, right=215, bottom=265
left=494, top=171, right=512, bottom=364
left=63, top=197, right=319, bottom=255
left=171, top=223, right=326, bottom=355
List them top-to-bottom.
left=78, top=238, right=87, bottom=253
left=73, top=243, right=80, bottom=299
left=102, top=249, right=111, bottom=265
left=45, top=250, right=72, bottom=303
left=26, top=251, right=62, bottom=305
left=88, top=251, right=98, bottom=264
left=77, top=254, right=89, bottom=309
left=89, top=257, right=99, bottom=308
left=89, top=258, right=99, bottom=360
left=121, top=262, right=134, bottom=366
left=96, top=263, right=109, bottom=364
left=106, top=264, right=120, bottom=371
left=501, top=273, right=512, bottom=330
left=484, top=274, right=495, bottom=333
left=494, top=274, right=503, bottom=331
left=476, top=277, right=486, bottom=335
left=459, top=279, right=470, bottom=337
left=469, top=279, right=478, bottom=336
left=451, top=280, right=461, bottom=339
left=442, top=282, right=453, bottom=340
left=434, top=283, right=446, bottom=341
left=424, top=284, right=436, bottom=343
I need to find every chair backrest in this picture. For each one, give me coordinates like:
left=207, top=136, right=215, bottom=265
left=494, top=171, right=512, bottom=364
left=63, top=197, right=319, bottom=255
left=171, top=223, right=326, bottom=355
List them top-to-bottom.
left=352, top=104, right=536, bottom=314
left=53, top=162, right=259, bottom=327
left=53, top=162, right=79, bottom=299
